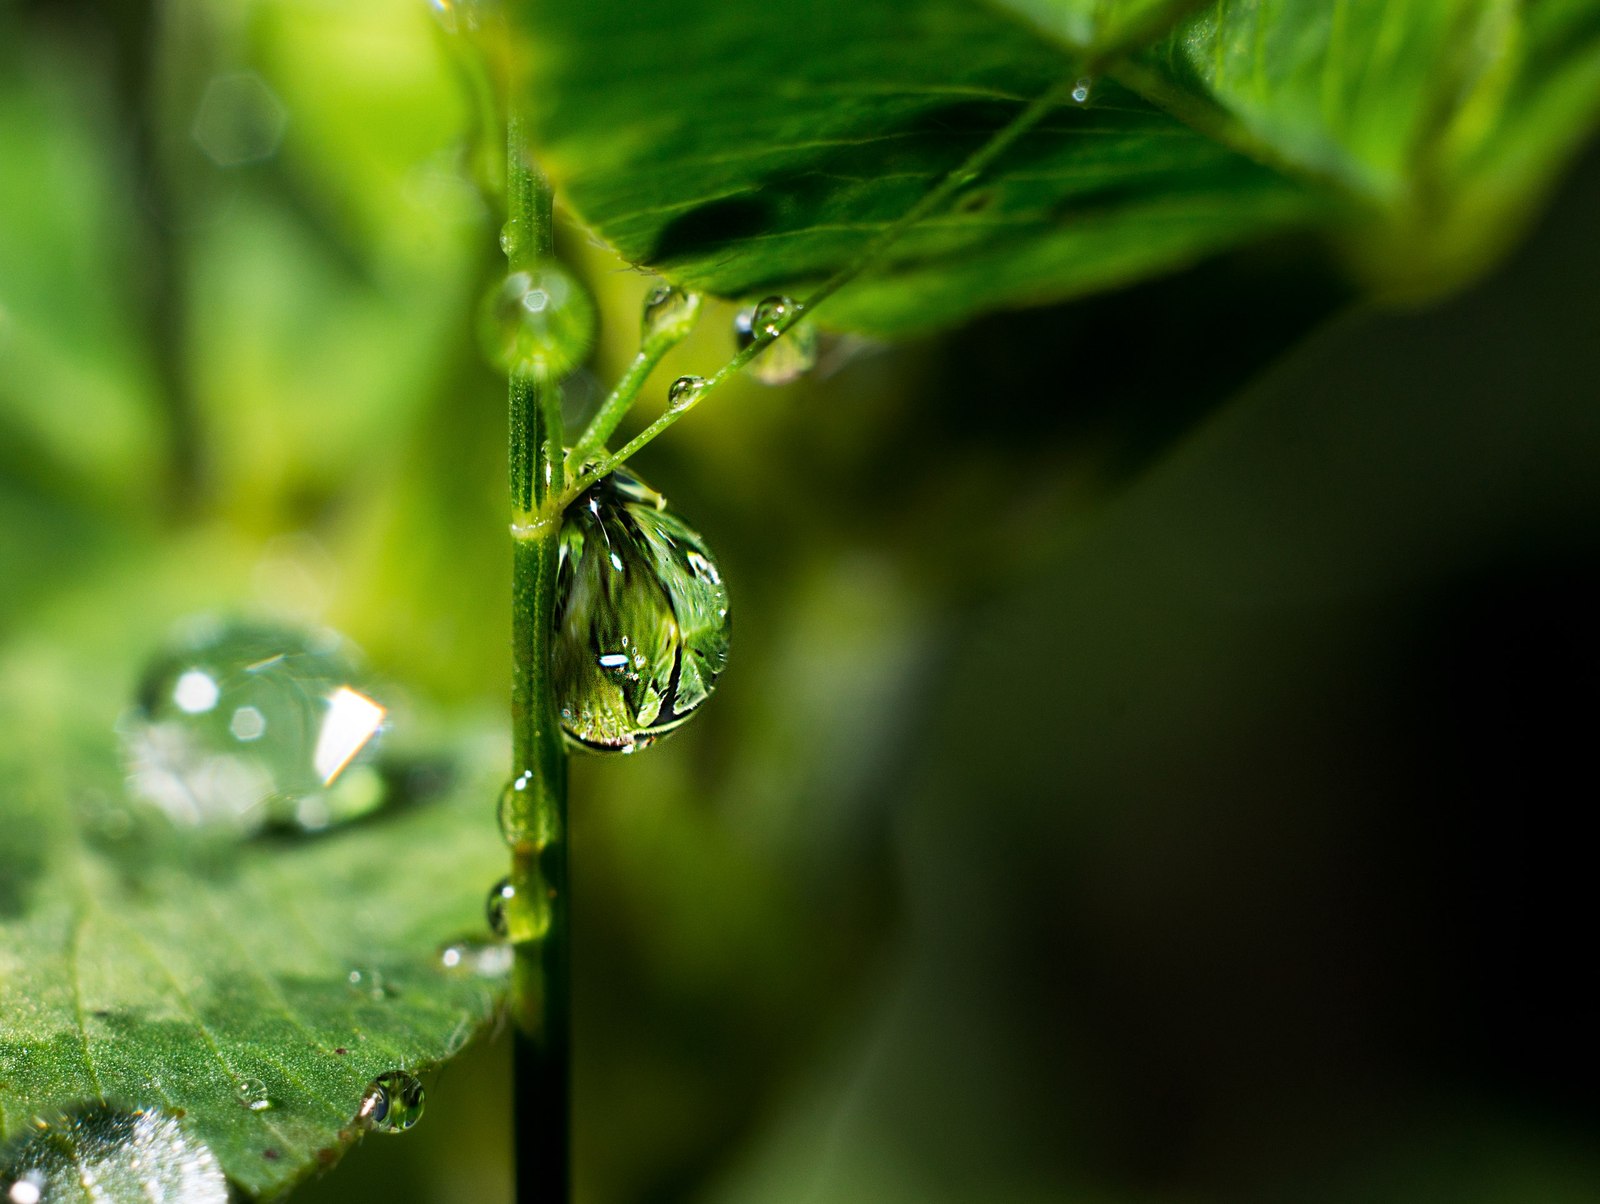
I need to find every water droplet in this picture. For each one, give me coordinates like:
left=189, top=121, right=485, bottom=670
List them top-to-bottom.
left=428, top=0, right=494, bottom=33
left=191, top=72, right=287, bottom=168
left=1071, top=76, right=1092, bottom=104
left=499, top=217, right=521, bottom=257
left=480, top=264, right=595, bottom=379
left=640, top=284, right=702, bottom=343
left=751, top=295, right=798, bottom=340
left=733, top=305, right=820, bottom=386
left=666, top=375, right=707, bottom=411
left=554, top=469, right=731, bottom=754
left=122, top=620, right=389, bottom=835
left=499, top=770, right=559, bottom=848
left=486, top=877, right=514, bottom=935
left=439, top=937, right=514, bottom=978
left=347, top=967, right=398, bottom=1000
left=355, top=1072, right=425, bottom=1134
left=234, top=1078, right=272, bottom=1112
left=0, top=1105, right=227, bottom=1203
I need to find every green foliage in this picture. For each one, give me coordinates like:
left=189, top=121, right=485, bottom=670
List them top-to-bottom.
left=3, top=0, right=1600, bottom=1199
left=513, top=0, right=1600, bottom=330
left=0, top=634, right=505, bottom=1198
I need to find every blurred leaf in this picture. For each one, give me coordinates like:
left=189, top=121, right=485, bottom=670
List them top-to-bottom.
left=512, top=0, right=1600, bottom=333
left=0, top=34, right=163, bottom=505
left=0, top=643, right=507, bottom=1199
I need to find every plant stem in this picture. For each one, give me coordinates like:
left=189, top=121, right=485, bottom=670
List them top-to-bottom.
left=559, top=77, right=1080, bottom=502
left=502, top=111, right=571, bottom=1203
left=567, top=339, right=675, bottom=462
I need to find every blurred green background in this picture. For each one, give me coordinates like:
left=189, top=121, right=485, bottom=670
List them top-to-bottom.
left=2, top=0, right=1598, bottom=1201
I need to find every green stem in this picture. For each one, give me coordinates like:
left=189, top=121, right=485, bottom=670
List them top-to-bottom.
left=559, top=77, right=1081, bottom=503
left=502, top=111, right=571, bottom=1203
left=568, top=340, right=674, bottom=462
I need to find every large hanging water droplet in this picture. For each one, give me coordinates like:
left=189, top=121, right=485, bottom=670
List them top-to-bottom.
left=1071, top=76, right=1093, bottom=104
left=480, top=263, right=596, bottom=379
left=641, top=284, right=701, bottom=344
left=554, top=469, right=731, bottom=754
left=122, top=620, right=389, bottom=835
left=355, top=1072, right=425, bottom=1134
left=0, top=1105, right=228, bottom=1204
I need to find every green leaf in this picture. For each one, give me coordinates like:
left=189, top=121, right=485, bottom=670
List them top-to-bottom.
left=512, top=0, right=1600, bottom=333
left=0, top=645, right=507, bottom=1199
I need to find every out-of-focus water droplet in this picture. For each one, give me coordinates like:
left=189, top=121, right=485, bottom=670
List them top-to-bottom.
left=191, top=72, right=287, bottom=168
left=1071, top=76, right=1092, bottom=103
left=480, top=264, right=595, bottom=379
left=640, top=284, right=701, bottom=343
left=734, top=304, right=820, bottom=386
left=666, top=375, right=707, bottom=411
left=554, top=469, right=731, bottom=754
left=122, top=620, right=389, bottom=835
left=439, top=937, right=514, bottom=978
left=347, top=967, right=398, bottom=1001
left=355, top=1072, right=425, bottom=1134
left=234, top=1078, right=272, bottom=1112
left=0, top=1105, right=227, bottom=1204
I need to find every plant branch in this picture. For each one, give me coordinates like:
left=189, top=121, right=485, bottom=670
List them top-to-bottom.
left=558, top=76, right=1081, bottom=503
left=502, top=109, right=571, bottom=1204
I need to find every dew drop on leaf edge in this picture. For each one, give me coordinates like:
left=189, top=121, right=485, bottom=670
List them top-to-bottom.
left=554, top=468, right=731, bottom=754
left=121, top=619, right=389, bottom=836
left=356, top=1072, right=425, bottom=1135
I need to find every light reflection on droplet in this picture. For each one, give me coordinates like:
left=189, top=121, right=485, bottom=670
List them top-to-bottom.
left=122, top=620, right=390, bottom=835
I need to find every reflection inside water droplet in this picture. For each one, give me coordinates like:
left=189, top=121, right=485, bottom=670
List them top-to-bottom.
left=554, top=469, right=731, bottom=754
left=121, top=620, right=389, bottom=835
left=356, top=1071, right=425, bottom=1134
left=0, top=1105, right=227, bottom=1204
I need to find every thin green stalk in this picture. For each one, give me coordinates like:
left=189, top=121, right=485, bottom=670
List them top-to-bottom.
left=559, top=77, right=1080, bottom=503
left=502, top=110, right=571, bottom=1204
left=568, top=340, right=674, bottom=461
